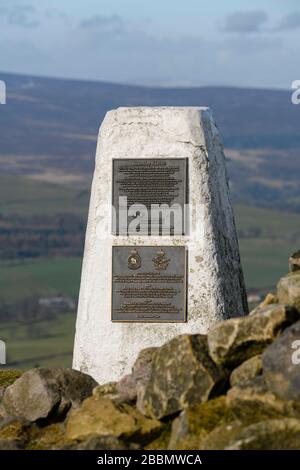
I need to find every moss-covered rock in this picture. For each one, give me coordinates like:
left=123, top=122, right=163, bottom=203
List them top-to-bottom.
left=277, top=272, right=300, bottom=312
left=208, top=304, right=299, bottom=368
left=137, top=335, right=227, bottom=420
left=230, top=355, right=262, bottom=387
left=226, top=376, right=300, bottom=424
left=93, top=382, right=119, bottom=400
left=66, top=395, right=163, bottom=446
left=168, top=396, right=236, bottom=450
left=0, top=417, right=31, bottom=449
left=225, top=419, right=300, bottom=450
left=199, top=421, right=244, bottom=450
left=26, top=423, right=68, bottom=450
left=145, top=424, right=172, bottom=450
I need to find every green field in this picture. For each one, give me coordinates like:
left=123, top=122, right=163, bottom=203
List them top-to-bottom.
left=0, top=175, right=89, bottom=216
left=234, top=205, right=300, bottom=289
left=234, top=205, right=300, bottom=239
left=239, top=239, right=296, bottom=289
left=0, top=258, right=82, bottom=304
left=1, top=313, right=75, bottom=369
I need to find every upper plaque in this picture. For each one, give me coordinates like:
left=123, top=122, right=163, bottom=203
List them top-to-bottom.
left=112, top=158, right=187, bottom=235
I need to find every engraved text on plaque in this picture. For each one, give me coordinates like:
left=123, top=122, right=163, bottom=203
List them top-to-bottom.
left=112, top=158, right=187, bottom=235
left=112, top=246, right=186, bottom=322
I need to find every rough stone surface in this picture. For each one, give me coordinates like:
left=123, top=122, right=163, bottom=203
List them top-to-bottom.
left=73, top=106, right=248, bottom=384
left=277, top=272, right=300, bottom=312
left=249, top=293, right=278, bottom=315
left=207, top=304, right=299, bottom=368
left=262, top=320, right=300, bottom=401
left=137, top=334, right=227, bottom=420
left=117, top=347, right=157, bottom=402
left=230, top=355, right=262, bottom=387
left=3, top=368, right=97, bottom=422
left=226, top=376, right=300, bottom=424
left=92, top=382, right=119, bottom=400
left=66, top=395, right=162, bottom=445
left=168, top=396, right=235, bottom=450
left=0, top=417, right=32, bottom=449
left=225, top=419, right=300, bottom=450
left=199, top=422, right=243, bottom=450
left=26, top=423, right=68, bottom=450
left=64, top=435, right=130, bottom=450
left=0, top=439, right=23, bottom=450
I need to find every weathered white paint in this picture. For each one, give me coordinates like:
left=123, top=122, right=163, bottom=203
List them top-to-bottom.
left=73, top=107, right=248, bottom=384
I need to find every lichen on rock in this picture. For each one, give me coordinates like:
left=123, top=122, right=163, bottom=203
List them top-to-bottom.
left=207, top=304, right=299, bottom=368
left=136, top=334, right=227, bottom=420
left=230, top=354, right=262, bottom=387
left=66, top=395, right=163, bottom=446
left=168, top=396, right=236, bottom=450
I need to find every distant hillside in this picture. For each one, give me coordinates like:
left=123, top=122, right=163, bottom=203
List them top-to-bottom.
left=0, top=72, right=299, bottom=211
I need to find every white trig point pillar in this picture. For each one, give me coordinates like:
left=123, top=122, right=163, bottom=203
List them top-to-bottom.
left=73, top=107, right=248, bottom=383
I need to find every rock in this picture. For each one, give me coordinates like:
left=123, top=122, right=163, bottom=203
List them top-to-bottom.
left=289, top=250, right=300, bottom=272
left=277, top=272, right=300, bottom=312
left=249, top=293, right=278, bottom=315
left=208, top=304, right=299, bottom=368
left=262, top=320, right=300, bottom=401
left=137, top=335, right=227, bottom=420
left=117, top=348, right=157, bottom=402
left=230, top=355, right=262, bottom=387
left=3, top=368, right=97, bottom=422
left=116, top=375, right=136, bottom=403
left=226, top=376, right=300, bottom=424
left=93, top=382, right=119, bottom=400
left=66, top=395, right=162, bottom=445
left=168, top=396, right=235, bottom=450
left=0, top=417, right=31, bottom=449
left=225, top=419, right=300, bottom=450
left=199, top=422, right=243, bottom=450
left=26, top=423, right=68, bottom=450
left=145, top=426, right=172, bottom=450
left=64, top=435, right=130, bottom=450
left=0, top=439, right=23, bottom=450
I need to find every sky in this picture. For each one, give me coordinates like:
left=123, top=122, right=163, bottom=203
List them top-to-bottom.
left=0, top=0, right=299, bottom=88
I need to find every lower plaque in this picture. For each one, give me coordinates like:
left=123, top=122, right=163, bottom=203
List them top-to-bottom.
left=112, top=246, right=187, bottom=322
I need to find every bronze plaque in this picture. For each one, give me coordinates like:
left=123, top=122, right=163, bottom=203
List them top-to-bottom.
left=112, top=158, right=188, bottom=235
left=112, top=246, right=187, bottom=322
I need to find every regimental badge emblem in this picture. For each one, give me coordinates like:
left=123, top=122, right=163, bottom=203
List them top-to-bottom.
left=127, top=248, right=142, bottom=270
left=152, top=248, right=170, bottom=270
